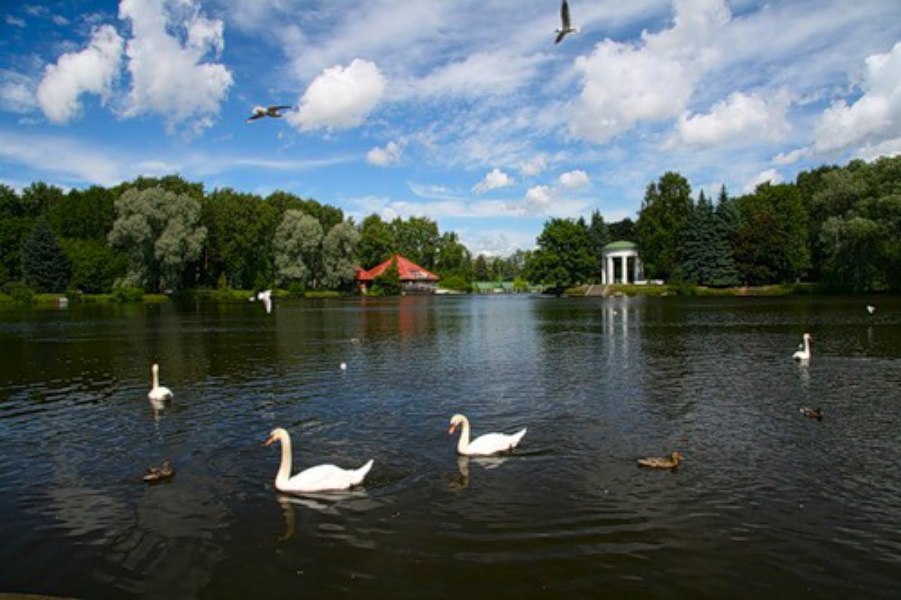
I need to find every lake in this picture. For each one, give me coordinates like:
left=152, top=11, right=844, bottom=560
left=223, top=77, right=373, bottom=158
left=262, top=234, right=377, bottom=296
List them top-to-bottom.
left=1, top=294, right=900, bottom=598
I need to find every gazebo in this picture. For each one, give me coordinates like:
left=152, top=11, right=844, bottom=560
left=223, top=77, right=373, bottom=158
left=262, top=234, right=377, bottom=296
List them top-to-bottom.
left=601, top=241, right=643, bottom=285
left=355, top=254, right=440, bottom=294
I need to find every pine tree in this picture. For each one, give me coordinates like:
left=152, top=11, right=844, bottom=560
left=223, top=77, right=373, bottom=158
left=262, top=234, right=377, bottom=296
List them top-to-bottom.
left=709, top=187, right=740, bottom=286
left=21, top=217, right=70, bottom=292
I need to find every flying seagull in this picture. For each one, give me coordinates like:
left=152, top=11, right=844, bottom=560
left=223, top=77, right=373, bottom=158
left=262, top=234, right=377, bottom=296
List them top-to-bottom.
left=555, top=0, right=579, bottom=44
left=247, top=105, right=293, bottom=122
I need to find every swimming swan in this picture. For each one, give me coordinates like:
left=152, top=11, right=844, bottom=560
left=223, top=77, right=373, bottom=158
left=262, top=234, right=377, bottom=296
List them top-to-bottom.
left=792, top=333, right=812, bottom=361
left=148, top=363, right=173, bottom=404
left=448, top=414, right=526, bottom=456
left=265, top=427, right=373, bottom=493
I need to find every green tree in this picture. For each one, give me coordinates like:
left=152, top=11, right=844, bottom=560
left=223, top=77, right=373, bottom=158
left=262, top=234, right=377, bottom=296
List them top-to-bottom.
left=636, top=172, right=693, bottom=281
left=48, top=186, right=116, bottom=241
left=108, top=186, right=207, bottom=291
left=273, top=209, right=323, bottom=288
left=586, top=210, right=610, bottom=278
left=356, top=214, right=396, bottom=268
left=392, top=216, right=439, bottom=269
left=21, top=218, right=70, bottom=292
left=524, top=218, right=594, bottom=293
left=607, top=218, right=636, bottom=242
left=320, top=220, right=359, bottom=289
left=436, top=231, right=472, bottom=282
left=60, top=238, right=124, bottom=293
left=372, top=260, right=401, bottom=296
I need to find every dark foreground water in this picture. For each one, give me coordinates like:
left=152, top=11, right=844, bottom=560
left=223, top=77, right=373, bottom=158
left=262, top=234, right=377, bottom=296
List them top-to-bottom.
left=1, top=294, right=899, bottom=598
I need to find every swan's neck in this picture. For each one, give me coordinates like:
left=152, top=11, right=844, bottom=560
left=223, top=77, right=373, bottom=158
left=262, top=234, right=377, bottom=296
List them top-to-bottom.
left=803, top=336, right=811, bottom=354
left=151, top=367, right=160, bottom=389
left=456, top=419, right=471, bottom=454
left=276, top=434, right=293, bottom=487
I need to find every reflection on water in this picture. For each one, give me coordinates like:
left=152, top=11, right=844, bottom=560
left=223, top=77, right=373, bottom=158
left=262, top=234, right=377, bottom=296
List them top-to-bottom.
left=1, top=295, right=901, bottom=598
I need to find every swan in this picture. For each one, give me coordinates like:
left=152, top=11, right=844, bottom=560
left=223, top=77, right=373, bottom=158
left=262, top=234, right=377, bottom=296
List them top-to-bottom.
left=555, top=0, right=580, bottom=44
left=247, top=105, right=293, bottom=122
left=792, top=333, right=812, bottom=361
left=148, top=363, right=173, bottom=403
left=448, top=414, right=526, bottom=456
left=265, top=428, right=373, bottom=493
left=638, top=451, right=683, bottom=469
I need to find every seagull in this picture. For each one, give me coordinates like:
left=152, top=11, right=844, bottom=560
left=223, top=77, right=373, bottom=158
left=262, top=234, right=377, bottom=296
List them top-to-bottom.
left=555, top=0, right=579, bottom=44
left=247, top=105, right=293, bottom=122
left=257, top=289, right=272, bottom=314
left=866, top=304, right=876, bottom=315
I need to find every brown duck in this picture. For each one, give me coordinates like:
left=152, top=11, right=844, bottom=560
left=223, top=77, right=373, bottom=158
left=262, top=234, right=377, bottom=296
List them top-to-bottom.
left=637, top=451, right=683, bottom=469
left=143, top=460, right=175, bottom=483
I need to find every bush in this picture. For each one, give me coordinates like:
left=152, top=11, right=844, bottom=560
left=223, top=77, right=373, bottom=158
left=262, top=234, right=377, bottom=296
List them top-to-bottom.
left=111, top=280, right=144, bottom=302
left=2, top=281, right=34, bottom=305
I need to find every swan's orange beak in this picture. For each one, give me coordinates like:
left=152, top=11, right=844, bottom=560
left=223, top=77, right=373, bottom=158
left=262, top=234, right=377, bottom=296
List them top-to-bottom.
left=448, top=423, right=458, bottom=435
left=264, top=434, right=276, bottom=446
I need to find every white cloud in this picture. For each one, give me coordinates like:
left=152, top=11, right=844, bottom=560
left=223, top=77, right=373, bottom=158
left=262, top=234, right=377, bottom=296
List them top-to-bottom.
left=119, top=0, right=233, bottom=134
left=570, top=0, right=730, bottom=144
left=5, top=15, right=26, bottom=27
left=35, top=25, right=123, bottom=123
left=814, top=41, right=901, bottom=153
left=404, top=51, right=542, bottom=100
left=289, top=59, right=385, bottom=131
left=0, top=70, right=37, bottom=113
left=671, top=91, right=791, bottom=147
left=0, top=129, right=123, bottom=186
left=366, top=140, right=403, bottom=166
left=773, top=147, right=811, bottom=165
left=519, top=155, right=547, bottom=177
left=473, top=168, right=514, bottom=194
left=742, top=168, right=782, bottom=193
left=559, top=170, right=590, bottom=188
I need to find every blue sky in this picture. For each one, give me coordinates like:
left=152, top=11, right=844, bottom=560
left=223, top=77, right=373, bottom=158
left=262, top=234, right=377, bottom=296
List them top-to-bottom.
left=1, top=1, right=900, bottom=256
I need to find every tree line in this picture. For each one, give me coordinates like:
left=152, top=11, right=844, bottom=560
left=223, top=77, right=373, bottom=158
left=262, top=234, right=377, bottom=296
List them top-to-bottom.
left=2, top=155, right=898, bottom=299
left=525, top=155, right=901, bottom=293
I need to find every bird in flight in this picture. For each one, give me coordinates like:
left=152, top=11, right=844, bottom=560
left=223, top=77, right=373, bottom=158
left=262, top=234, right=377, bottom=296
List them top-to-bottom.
left=555, top=0, right=579, bottom=44
left=247, top=105, right=293, bottom=122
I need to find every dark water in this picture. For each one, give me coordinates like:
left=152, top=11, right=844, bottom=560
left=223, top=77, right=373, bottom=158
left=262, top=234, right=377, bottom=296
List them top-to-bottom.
left=1, top=294, right=900, bottom=598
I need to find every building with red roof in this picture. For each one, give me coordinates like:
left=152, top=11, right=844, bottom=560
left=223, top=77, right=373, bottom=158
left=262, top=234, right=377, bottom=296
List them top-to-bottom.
left=355, top=254, right=440, bottom=294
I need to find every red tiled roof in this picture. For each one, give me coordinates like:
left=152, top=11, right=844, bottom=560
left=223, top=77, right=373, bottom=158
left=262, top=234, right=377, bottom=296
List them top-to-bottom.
left=355, top=254, right=439, bottom=282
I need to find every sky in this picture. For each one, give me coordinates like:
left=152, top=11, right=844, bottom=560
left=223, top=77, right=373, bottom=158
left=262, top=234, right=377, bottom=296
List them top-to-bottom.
left=1, top=0, right=900, bottom=257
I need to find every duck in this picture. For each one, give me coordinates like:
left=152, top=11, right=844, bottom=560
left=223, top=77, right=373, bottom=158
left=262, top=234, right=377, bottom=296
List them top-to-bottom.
left=554, top=0, right=580, bottom=44
left=247, top=105, right=293, bottom=122
left=792, top=333, right=812, bottom=361
left=148, top=363, right=173, bottom=404
left=800, top=407, right=824, bottom=420
left=448, top=414, right=526, bottom=456
left=264, top=427, right=373, bottom=493
left=637, top=451, right=683, bottom=469
left=143, top=459, right=175, bottom=483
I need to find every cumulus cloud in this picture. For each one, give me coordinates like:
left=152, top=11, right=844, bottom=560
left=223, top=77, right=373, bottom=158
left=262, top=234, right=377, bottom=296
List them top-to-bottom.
left=119, top=0, right=233, bottom=134
left=570, top=0, right=730, bottom=144
left=5, top=15, right=26, bottom=27
left=35, top=25, right=123, bottom=123
left=814, top=41, right=901, bottom=153
left=289, top=59, right=385, bottom=131
left=671, top=91, right=791, bottom=147
left=366, top=140, right=403, bottom=166
left=773, top=147, right=811, bottom=165
left=473, top=168, right=514, bottom=193
left=743, top=168, right=782, bottom=193
left=559, top=170, right=590, bottom=188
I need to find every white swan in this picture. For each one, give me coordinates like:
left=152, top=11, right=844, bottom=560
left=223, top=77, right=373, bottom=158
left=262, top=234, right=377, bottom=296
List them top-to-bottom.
left=555, top=0, right=580, bottom=44
left=792, top=333, right=812, bottom=361
left=148, top=363, right=173, bottom=404
left=448, top=414, right=526, bottom=456
left=265, top=428, right=374, bottom=493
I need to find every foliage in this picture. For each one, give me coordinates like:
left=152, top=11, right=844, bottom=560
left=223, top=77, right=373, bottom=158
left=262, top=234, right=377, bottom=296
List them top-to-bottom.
left=636, top=172, right=693, bottom=281
left=108, top=186, right=207, bottom=292
left=273, top=209, right=323, bottom=288
left=356, top=214, right=396, bottom=269
left=21, top=218, right=70, bottom=292
left=524, top=218, right=595, bottom=293
left=320, top=221, right=360, bottom=290
left=60, top=238, right=124, bottom=293
left=371, top=261, right=401, bottom=296
left=439, top=273, right=470, bottom=292
left=111, top=279, right=145, bottom=302
left=1, top=281, right=34, bottom=305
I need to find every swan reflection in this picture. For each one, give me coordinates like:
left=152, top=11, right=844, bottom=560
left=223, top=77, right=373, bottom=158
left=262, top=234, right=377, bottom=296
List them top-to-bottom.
left=449, top=455, right=510, bottom=491
left=276, top=490, right=371, bottom=541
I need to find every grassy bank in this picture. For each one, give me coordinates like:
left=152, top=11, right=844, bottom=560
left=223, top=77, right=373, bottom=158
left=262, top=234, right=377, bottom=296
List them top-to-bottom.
left=567, top=282, right=820, bottom=297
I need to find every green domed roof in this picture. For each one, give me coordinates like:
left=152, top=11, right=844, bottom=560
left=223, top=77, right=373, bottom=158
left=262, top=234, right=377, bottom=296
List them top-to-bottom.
left=602, top=240, right=638, bottom=251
